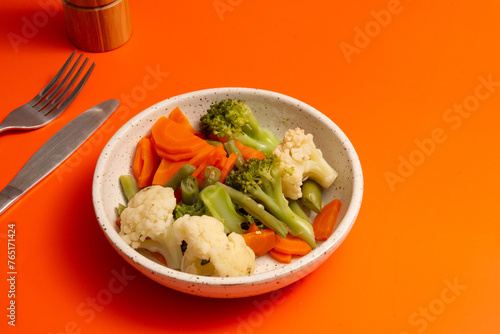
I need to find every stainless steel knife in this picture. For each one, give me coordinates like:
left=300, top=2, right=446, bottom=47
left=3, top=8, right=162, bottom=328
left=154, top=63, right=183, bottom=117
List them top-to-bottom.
left=0, top=99, right=119, bottom=216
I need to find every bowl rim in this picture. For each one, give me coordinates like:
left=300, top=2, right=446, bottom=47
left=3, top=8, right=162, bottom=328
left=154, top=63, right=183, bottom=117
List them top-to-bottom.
left=92, top=87, right=364, bottom=288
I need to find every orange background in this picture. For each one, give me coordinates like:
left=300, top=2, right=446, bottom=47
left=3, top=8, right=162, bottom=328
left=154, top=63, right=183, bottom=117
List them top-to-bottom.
left=1, top=0, right=500, bottom=333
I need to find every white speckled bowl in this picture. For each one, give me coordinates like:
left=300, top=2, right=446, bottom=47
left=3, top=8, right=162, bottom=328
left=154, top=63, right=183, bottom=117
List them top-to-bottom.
left=92, top=88, right=363, bottom=298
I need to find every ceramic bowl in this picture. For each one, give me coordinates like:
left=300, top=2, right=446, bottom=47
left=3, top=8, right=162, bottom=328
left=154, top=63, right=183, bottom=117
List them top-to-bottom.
left=92, top=87, right=363, bottom=298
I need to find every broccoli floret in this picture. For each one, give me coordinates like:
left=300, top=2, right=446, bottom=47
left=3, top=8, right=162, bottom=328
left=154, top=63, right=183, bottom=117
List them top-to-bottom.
left=199, top=99, right=281, bottom=156
left=225, top=156, right=316, bottom=248
left=199, top=184, right=251, bottom=234
left=174, top=200, right=205, bottom=219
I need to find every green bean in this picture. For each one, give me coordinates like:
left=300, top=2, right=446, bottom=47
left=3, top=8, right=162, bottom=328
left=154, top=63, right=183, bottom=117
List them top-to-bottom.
left=223, top=139, right=245, bottom=169
left=164, top=164, right=196, bottom=191
left=199, top=166, right=221, bottom=190
left=119, top=174, right=138, bottom=202
left=181, top=176, right=199, bottom=205
left=301, top=179, right=323, bottom=213
left=289, top=199, right=310, bottom=222
left=117, top=203, right=126, bottom=216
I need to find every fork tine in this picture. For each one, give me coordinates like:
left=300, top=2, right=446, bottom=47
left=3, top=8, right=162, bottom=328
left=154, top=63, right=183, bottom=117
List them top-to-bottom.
left=31, top=50, right=76, bottom=106
left=36, top=54, right=83, bottom=111
left=43, top=57, right=88, bottom=115
left=45, top=62, right=95, bottom=118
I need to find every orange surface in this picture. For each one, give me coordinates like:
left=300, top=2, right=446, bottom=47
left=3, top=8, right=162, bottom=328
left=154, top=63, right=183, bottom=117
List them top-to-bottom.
left=1, top=1, right=500, bottom=333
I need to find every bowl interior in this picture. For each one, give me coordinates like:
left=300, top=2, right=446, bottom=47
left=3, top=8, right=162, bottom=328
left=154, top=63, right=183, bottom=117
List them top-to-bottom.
left=93, top=87, right=363, bottom=295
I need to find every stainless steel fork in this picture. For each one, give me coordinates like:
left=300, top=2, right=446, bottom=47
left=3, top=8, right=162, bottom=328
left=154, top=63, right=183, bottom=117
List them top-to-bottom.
left=0, top=51, right=95, bottom=133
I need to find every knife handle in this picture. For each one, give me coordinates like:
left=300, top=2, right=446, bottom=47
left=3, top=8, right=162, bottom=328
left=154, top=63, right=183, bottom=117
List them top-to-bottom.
left=0, top=185, right=23, bottom=216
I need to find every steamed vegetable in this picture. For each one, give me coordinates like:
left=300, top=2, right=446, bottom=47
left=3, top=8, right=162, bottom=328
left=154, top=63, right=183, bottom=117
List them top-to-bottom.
left=199, top=99, right=280, bottom=156
left=119, top=102, right=341, bottom=273
left=168, top=106, right=198, bottom=134
left=151, top=116, right=209, bottom=160
left=272, top=127, right=338, bottom=200
left=132, top=136, right=159, bottom=188
left=222, top=139, right=246, bottom=169
left=233, top=139, right=266, bottom=161
left=191, top=143, right=225, bottom=183
left=218, top=153, right=238, bottom=183
left=225, top=156, right=316, bottom=249
left=152, top=159, right=188, bottom=186
left=164, top=164, right=196, bottom=190
left=199, top=166, right=221, bottom=190
left=120, top=174, right=138, bottom=202
left=180, top=175, right=199, bottom=205
left=301, top=179, right=323, bottom=213
left=218, top=183, right=289, bottom=239
left=199, top=184, right=250, bottom=234
left=119, top=186, right=183, bottom=269
left=173, top=199, right=205, bottom=219
left=288, top=199, right=310, bottom=221
left=313, top=199, right=342, bottom=241
left=172, top=215, right=256, bottom=277
left=241, top=228, right=277, bottom=257
left=273, top=233, right=312, bottom=256
left=269, top=249, right=292, bottom=264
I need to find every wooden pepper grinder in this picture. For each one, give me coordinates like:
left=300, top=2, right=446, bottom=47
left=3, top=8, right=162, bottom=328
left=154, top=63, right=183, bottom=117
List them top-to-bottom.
left=62, top=0, right=132, bottom=52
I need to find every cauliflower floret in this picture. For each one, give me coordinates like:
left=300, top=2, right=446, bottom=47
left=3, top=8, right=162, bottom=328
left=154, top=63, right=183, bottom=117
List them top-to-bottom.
left=272, top=127, right=338, bottom=200
left=119, top=185, right=183, bottom=269
left=172, top=215, right=256, bottom=277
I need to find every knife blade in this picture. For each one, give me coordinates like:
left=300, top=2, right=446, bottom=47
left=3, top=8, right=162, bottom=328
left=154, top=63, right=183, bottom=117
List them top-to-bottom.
left=0, top=99, right=119, bottom=216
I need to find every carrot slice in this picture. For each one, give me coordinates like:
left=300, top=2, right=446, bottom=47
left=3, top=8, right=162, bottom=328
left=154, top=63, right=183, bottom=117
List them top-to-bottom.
left=168, top=107, right=196, bottom=133
left=151, top=116, right=207, bottom=155
left=133, top=135, right=160, bottom=188
left=234, top=139, right=266, bottom=160
left=152, top=142, right=202, bottom=161
left=192, top=143, right=227, bottom=182
left=187, top=145, right=217, bottom=167
left=207, top=145, right=226, bottom=167
left=219, top=153, right=238, bottom=183
left=217, top=155, right=227, bottom=172
left=152, top=158, right=189, bottom=186
left=192, top=159, right=210, bottom=181
left=313, top=199, right=341, bottom=241
left=247, top=223, right=260, bottom=233
left=242, top=229, right=277, bottom=257
left=272, top=233, right=312, bottom=256
left=274, top=233, right=283, bottom=246
left=269, top=249, right=292, bottom=264
left=150, top=252, right=167, bottom=266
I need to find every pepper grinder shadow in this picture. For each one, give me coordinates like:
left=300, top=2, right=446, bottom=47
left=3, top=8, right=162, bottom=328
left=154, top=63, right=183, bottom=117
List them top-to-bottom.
left=61, top=0, right=132, bottom=52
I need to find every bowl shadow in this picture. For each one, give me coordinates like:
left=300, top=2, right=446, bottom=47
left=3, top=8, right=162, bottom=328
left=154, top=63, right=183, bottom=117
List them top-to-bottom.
left=56, top=167, right=304, bottom=332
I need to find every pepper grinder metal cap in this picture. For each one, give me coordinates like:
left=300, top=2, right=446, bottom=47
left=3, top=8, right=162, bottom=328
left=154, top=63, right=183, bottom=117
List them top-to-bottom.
left=62, top=0, right=132, bottom=52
